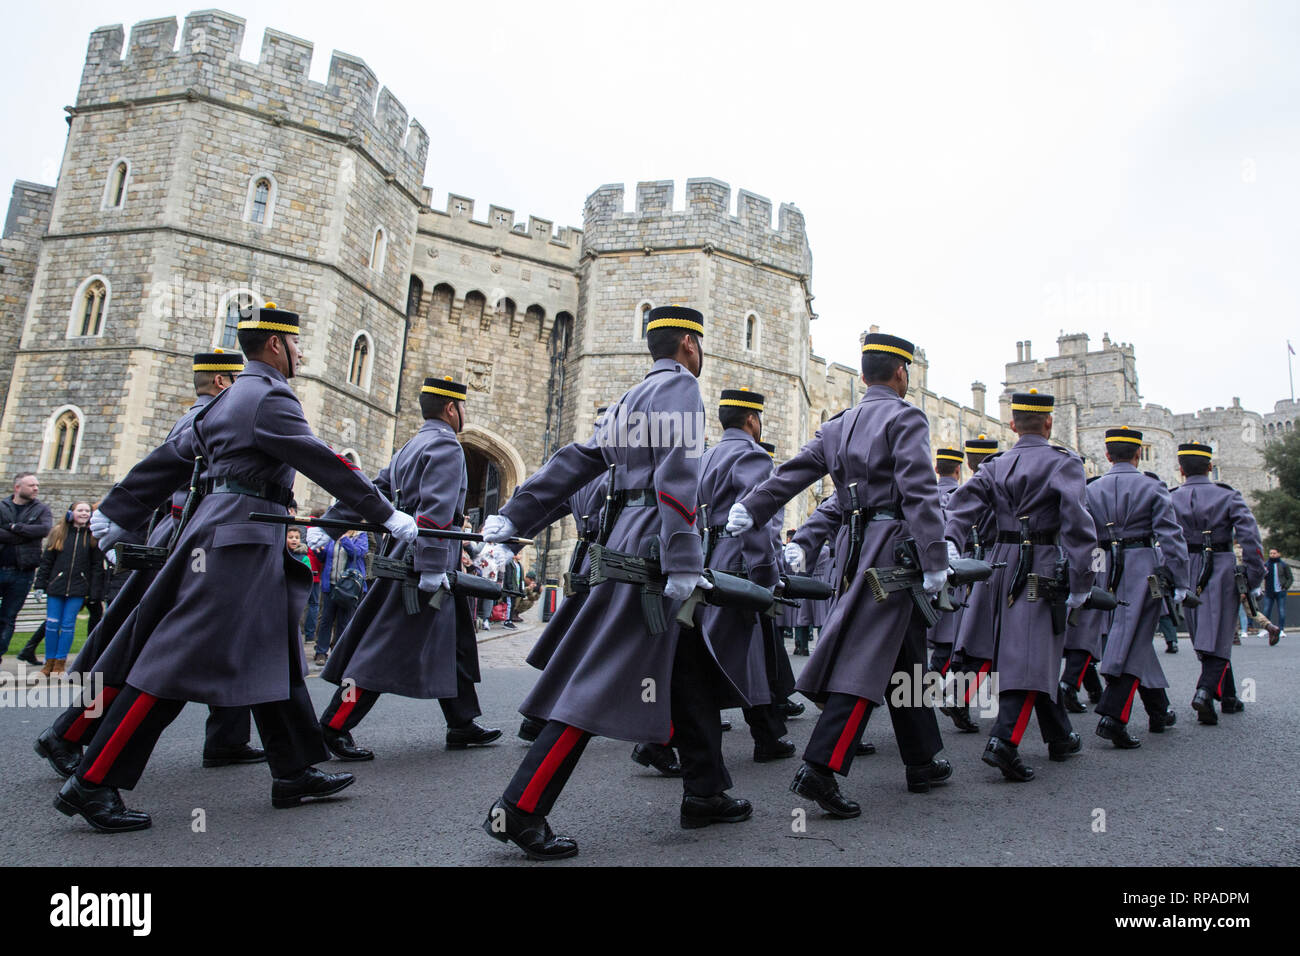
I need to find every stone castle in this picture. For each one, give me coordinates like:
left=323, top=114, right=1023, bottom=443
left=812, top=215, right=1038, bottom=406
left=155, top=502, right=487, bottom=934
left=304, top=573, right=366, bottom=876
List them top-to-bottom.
left=0, top=11, right=1285, bottom=574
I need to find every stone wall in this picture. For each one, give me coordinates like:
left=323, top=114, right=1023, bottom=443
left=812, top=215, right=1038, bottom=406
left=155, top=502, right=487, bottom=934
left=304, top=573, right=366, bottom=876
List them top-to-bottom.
left=0, top=182, right=53, bottom=415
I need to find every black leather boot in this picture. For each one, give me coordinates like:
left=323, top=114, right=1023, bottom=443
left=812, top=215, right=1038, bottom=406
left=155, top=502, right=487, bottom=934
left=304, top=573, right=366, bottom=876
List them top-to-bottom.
left=1059, top=681, right=1087, bottom=714
left=1192, top=688, right=1218, bottom=725
left=1220, top=697, right=1245, bottom=714
left=778, top=699, right=806, bottom=719
left=942, top=703, right=980, bottom=733
left=1148, top=708, right=1176, bottom=733
left=518, top=716, right=545, bottom=742
left=1095, top=716, right=1141, bottom=749
left=446, top=721, right=503, bottom=749
left=322, top=726, right=374, bottom=761
left=34, top=728, right=82, bottom=779
left=1048, top=732, right=1083, bottom=761
left=982, top=736, right=1034, bottom=781
left=753, top=738, right=796, bottom=763
left=202, top=743, right=268, bottom=767
left=631, top=743, right=682, bottom=776
left=905, top=757, right=952, bottom=793
left=790, top=763, right=861, bottom=818
left=271, top=767, right=355, bottom=808
left=54, top=777, right=151, bottom=832
left=681, top=792, right=753, bottom=829
left=482, top=799, right=578, bottom=860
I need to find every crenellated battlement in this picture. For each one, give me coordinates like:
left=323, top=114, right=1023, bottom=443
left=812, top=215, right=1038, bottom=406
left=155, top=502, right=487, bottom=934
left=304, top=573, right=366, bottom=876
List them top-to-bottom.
left=76, top=10, right=428, bottom=195
left=582, top=178, right=811, bottom=278
left=419, top=192, right=582, bottom=254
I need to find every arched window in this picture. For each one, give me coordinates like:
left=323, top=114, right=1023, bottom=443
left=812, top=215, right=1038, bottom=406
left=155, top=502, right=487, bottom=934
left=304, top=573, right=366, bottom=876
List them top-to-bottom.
left=102, top=159, right=130, bottom=210
left=243, top=173, right=278, bottom=228
left=370, top=227, right=388, bottom=273
left=68, top=276, right=110, bottom=338
left=406, top=276, right=424, bottom=319
left=432, top=283, right=454, bottom=324
left=216, top=290, right=256, bottom=349
left=463, top=291, right=486, bottom=327
left=495, top=296, right=516, bottom=333
left=636, top=301, right=653, bottom=340
left=526, top=304, right=545, bottom=340
left=552, top=312, right=573, bottom=357
left=744, top=312, right=759, bottom=352
left=348, top=332, right=373, bottom=390
left=41, top=406, right=84, bottom=472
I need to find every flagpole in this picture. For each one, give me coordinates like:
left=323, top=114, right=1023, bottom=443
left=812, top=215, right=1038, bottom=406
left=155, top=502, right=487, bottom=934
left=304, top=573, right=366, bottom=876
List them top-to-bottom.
left=1290, top=340, right=1295, bottom=403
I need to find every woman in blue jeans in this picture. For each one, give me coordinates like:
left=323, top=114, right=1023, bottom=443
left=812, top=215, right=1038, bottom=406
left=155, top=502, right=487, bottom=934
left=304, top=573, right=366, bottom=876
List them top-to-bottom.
left=33, top=501, right=104, bottom=676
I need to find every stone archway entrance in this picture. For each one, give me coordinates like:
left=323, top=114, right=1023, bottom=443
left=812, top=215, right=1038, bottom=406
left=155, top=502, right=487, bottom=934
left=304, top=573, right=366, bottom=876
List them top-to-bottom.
left=458, top=425, right=525, bottom=530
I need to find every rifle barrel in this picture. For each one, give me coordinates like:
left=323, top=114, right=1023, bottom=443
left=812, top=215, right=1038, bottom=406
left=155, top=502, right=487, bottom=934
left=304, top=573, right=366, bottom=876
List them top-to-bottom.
left=248, top=512, right=533, bottom=546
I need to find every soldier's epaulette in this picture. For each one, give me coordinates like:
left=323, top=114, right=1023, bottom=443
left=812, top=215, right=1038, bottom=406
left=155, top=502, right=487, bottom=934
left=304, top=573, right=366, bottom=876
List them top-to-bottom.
left=824, top=408, right=848, bottom=424
left=980, top=451, right=1003, bottom=463
left=1086, top=474, right=1102, bottom=484
left=1216, top=482, right=1235, bottom=491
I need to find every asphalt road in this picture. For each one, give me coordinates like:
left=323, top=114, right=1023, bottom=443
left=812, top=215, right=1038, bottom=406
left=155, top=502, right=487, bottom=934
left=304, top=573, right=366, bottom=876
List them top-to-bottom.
left=2, top=631, right=1297, bottom=866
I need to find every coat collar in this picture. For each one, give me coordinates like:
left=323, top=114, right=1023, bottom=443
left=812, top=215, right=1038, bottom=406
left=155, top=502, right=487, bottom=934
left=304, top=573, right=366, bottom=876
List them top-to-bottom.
left=647, top=358, right=686, bottom=377
left=243, top=359, right=287, bottom=385
left=863, top=384, right=901, bottom=402
left=419, top=418, right=455, bottom=437
left=721, top=427, right=757, bottom=445
left=1013, top=433, right=1049, bottom=450
left=1108, top=461, right=1138, bottom=475
left=1182, top=474, right=1211, bottom=485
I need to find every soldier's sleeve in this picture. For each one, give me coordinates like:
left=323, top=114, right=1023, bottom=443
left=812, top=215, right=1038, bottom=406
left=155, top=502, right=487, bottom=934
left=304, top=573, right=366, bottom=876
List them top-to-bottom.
left=650, top=373, right=705, bottom=575
left=253, top=388, right=394, bottom=525
left=891, top=406, right=947, bottom=572
left=98, top=429, right=198, bottom=530
left=742, top=432, right=828, bottom=529
left=501, top=435, right=606, bottom=538
left=411, top=441, right=464, bottom=575
left=735, top=447, right=779, bottom=588
left=1055, top=456, right=1099, bottom=593
left=325, top=461, right=395, bottom=528
left=943, top=465, right=991, bottom=550
left=1151, top=484, right=1191, bottom=587
left=1228, top=490, right=1266, bottom=587
left=793, top=496, right=841, bottom=564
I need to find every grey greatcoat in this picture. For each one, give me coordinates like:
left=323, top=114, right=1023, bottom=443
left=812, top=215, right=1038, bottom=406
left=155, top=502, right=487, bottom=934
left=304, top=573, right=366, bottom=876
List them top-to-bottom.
left=499, top=358, right=710, bottom=743
left=95, top=360, right=394, bottom=706
left=742, top=384, right=948, bottom=706
left=73, top=394, right=215, bottom=673
left=321, top=419, right=470, bottom=699
left=695, top=428, right=780, bottom=707
left=943, top=434, right=1098, bottom=699
left=1088, top=463, right=1190, bottom=688
left=525, top=471, right=609, bottom=675
left=928, top=474, right=963, bottom=653
left=1170, top=475, right=1266, bottom=659
left=951, top=491, right=1000, bottom=663
left=1063, top=494, right=1106, bottom=660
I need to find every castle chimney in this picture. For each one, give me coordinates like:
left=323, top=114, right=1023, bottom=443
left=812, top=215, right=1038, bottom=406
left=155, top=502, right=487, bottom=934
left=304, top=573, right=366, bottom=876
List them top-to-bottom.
left=1016, top=340, right=1024, bottom=362
left=1024, top=340, right=1032, bottom=361
left=972, top=381, right=986, bottom=417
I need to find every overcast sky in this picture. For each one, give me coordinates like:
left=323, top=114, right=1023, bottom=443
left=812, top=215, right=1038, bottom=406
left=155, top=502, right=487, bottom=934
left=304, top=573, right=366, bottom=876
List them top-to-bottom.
left=3, top=1, right=1297, bottom=416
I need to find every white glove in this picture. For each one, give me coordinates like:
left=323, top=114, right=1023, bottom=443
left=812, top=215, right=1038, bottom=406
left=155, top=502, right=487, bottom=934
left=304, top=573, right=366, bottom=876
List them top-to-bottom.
left=725, top=503, right=753, bottom=534
left=383, top=509, right=418, bottom=544
left=89, top=511, right=120, bottom=541
left=480, top=514, right=516, bottom=543
left=98, top=527, right=126, bottom=553
left=946, top=540, right=961, bottom=565
left=783, top=543, right=806, bottom=574
left=104, top=548, right=118, bottom=567
left=922, top=568, right=949, bottom=595
left=419, top=571, right=448, bottom=594
left=665, top=572, right=706, bottom=601
left=1253, top=586, right=1264, bottom=599
left=1173, top=587, right=1189, bottom=605
left=1066, top=591, right=1090, bottom=610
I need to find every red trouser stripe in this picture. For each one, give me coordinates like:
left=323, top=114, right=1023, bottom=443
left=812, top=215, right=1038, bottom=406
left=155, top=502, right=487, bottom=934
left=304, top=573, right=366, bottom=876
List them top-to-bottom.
left=1075, top=654, right=1092, bottom=690
left=939, top=657, right=950, bottom=676
left=966, top=661, right=991, bottom=704
left=1216, top=664, right=1227, bottom=697
left=1119, top=679, right=1140, bottom=723
left=64, top=685, right=121, bottom=743
left=328, top=688, right=364, bottom=730
left=1010, top=691, right=1037, bottom=745
left=83, top=692, right=157, bottom=784
left=829, top=698, right=869, bottom=772
left=665, top=721, right=674, bottom=746
left=518, top=725, right=584, bottom=814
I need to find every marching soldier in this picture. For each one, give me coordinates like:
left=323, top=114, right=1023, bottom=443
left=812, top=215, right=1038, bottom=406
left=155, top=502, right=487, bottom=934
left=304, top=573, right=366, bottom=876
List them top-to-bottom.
left=57, top=303, right=418, bottom=832
left=479, top=306, right=753, bottom=861
left=728, top=332, right=952, bottom=818
left=35, top=349, right=264, bottom=778
left=315, top=375, right=500, bottom=760
left=696, top=389, right=795, bottom=763
left=943, top=391, right=1093, bottom=782
left=1087, top=428, right=1188, bottom=746
left=941, top=435, right=999, bottom=733
left=758, top=441, right=803, bottom=717
left=1169, top=442, right=1265, bottom=724
left=927, top=448, right=965, bottom=677
left=1059, top=497, right=1107, bottom=716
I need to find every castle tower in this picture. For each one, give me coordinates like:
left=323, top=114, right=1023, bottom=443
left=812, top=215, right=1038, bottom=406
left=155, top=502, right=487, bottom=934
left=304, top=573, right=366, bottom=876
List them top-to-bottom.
left=0, top=10, right=428, bottom=507
left=569, top=179, right=815, bottom=529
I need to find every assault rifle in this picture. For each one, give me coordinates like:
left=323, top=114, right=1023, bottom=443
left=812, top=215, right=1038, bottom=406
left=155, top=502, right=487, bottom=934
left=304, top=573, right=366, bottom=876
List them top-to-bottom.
left=115, top=456, right=205, bottom=571
left=248, top=512, right=533, bottom=546
left=863, top=537, right=1000, bottom=628
left=588, top=540, right=774, bottom=637
left=370, top=550, right=512, bottom=615
left=1025, top=552, right=1124, bottom=635
left=1235, top=564, right=1259, bottom=617
left=1147, top=566, right=1200, bottom=630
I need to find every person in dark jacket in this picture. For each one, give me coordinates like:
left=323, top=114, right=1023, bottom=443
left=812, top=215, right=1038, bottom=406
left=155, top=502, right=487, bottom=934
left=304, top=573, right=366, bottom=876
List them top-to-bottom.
left=0, top=472, right=53, bottom=657
left=33, top=502, right=104, bottom=676
left=1262, top=548, right=1293, bottom=632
